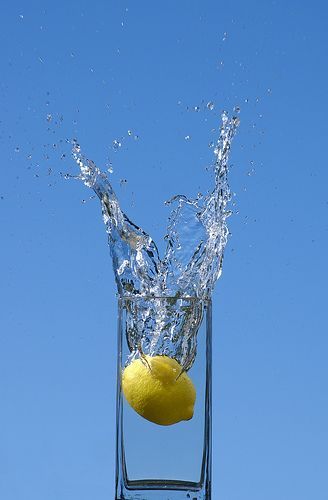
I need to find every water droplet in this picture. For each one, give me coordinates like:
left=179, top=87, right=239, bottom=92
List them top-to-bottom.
left=19, top=14, right=24, bottom=19
left=222, top=31, right=228, bottom=41
left=267, top=88, right=272, bottom=94
left=244, top=98, right=249, bottom=103
left=207, top=101, right=215, bottom=111
left=233, top=105, right=241, bottom=114
left=194, top=106, right=200, bottom=112
left=46, top=113, right=52, bottom=123
left=127, top=130, right=132, bottom=136
left=134, top=135, right=139, bottom=140
left=184, top=135, right=191, bottom=140
left=113, top=139, right=121, bottom=150
left=72, top=140, right=81, bottom=153
left=208, top=141, right=215, bottom=148
left=15, top=146, right=20, bottom=153
left=27, top=154, right=32, bottom=160
left=81, top=199, right=86, bottom=204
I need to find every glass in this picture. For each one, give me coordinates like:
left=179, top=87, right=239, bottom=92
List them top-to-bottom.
left=115, top=297, right=212, bottom=499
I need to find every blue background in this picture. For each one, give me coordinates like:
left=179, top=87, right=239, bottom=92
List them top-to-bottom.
left=1, top=1, right=327, bottom=499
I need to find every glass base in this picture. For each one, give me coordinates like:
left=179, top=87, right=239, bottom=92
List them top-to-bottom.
left=116, top=478, right=210, bottom=499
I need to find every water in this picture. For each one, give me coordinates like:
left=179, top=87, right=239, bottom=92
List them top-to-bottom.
left=72, top=111, right=239, bottom=368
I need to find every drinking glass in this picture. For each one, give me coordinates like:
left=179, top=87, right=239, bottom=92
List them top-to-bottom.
left=115, top=296, right=212, bottom=499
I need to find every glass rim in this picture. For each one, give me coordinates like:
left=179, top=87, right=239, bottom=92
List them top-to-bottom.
left=117, top=295, right=212, bottom=303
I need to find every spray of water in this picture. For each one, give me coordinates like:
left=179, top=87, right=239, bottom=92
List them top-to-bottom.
left=72, top=111, right=239, bottom=366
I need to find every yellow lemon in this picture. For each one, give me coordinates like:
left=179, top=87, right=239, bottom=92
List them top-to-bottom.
left=122, top=355, right=196, bottom=426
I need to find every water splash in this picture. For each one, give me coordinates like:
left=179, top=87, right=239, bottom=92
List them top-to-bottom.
left=72, top=111, right=239, bottom=366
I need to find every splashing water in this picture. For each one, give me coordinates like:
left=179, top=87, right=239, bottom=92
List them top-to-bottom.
left=72, top=111, right=239, bottom=367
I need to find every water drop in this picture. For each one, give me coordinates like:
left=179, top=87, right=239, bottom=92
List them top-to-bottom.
left=207, top=101, right=215, bottom=111
left=233, top=105, right=241, bottom=114
left=194, top=106, right=200, bottom=112
left=46, top=114, right=52, bottom=122
left=232, top=116, right=240, bottom=127
left=127, top=130, right=132, bottom=136
left=184, top=135, right=191, bottom=140
left=113, top=139, right=121, bottom=150
left=15, top=146, right=20, bottom=153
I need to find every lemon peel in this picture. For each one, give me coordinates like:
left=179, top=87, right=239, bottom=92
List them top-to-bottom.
left=122, top=355, right=196, bottom=426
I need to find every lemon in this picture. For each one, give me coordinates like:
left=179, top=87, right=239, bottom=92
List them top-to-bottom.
left=122, top=355, right=196, bottom=426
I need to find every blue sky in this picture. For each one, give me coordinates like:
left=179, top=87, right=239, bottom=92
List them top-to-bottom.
left=1, top=1, right=327, bottom=499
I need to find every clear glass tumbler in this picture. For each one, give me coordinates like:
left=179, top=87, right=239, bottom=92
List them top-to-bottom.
left=115, top=297, right=212, bottom=500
